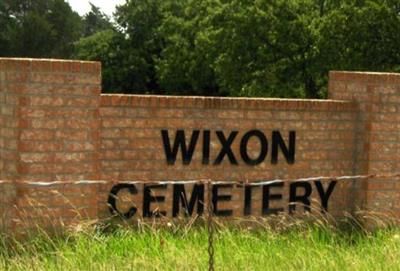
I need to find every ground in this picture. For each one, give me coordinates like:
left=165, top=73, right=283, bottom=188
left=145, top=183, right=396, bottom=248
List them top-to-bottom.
left=1, top=220, right=400, bottom=270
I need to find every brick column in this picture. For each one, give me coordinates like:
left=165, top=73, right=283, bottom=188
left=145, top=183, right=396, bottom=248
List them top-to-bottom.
left=0, top=58, right=101, bottom=182
left=0, top=58, right=102, bottom=232
left=329, top=71, right=400, bottom=218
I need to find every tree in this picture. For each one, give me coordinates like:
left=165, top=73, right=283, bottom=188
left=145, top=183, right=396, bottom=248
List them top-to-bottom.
left=0, top=0, right=82, bottom=58
left=75, top=0, right=400, bottom=97
left=76, top=0, right=167, bottom=93
left=113, top=0, right=167, bottom=93
left=156, top=0, right=221, bottom=96
left=157, top=0, right=400, bottom=98
left=158, top=0, right=319, bottom=98
left=317, top=0, right=400, bottom=73
left=0, top=3, right=15, bottom=55
left=82, top=3, right=113, bottom=37
left=75, top=30, right=122, bottom=91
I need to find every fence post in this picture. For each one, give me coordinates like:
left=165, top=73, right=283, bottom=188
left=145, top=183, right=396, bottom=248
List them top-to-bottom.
left=206, top=180, right=215, bottom=271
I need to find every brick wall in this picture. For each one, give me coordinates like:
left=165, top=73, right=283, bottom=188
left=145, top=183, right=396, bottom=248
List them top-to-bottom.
left=1, top=58, right=400, bottom=233
left=98, top=95, right=358, bottom=218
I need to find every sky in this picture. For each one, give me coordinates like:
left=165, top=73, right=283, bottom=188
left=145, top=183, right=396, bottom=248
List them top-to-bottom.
left=67, top=0, right=126, bottom=16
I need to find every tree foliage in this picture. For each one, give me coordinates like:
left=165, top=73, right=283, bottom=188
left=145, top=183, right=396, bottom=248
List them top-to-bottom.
left=0, top=0, right=82, bottom=58
left=1, top=0, right=400, bottom=98
left=154, top=0, right=400, bottom=98
left=82, top=3, right=113, bottom=37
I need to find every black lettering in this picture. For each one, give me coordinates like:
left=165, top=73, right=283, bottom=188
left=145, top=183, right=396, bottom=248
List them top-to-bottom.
left=161, top=130, right=200, bottom=165
left=202, top=130, right=211, bottom=165
left=240, top=130, right=268, bottom=165
left=213, top=131, right=238, bottom=165
left=271, top=131, right=296, bottom=164
left=314, top=180, right=337, bottom=212
left=262, top=182, right=284, bottom=215
left=289, top=182, right=312, bottom=213
left=108, top=183, right=138, bottom=219
left=143, top=184, right=167, bottom=217
left=172, top=184, right=204, bottom=217
left=212, top=184, right=233, bottom=216
left=244, top=185, right=254, bottom=216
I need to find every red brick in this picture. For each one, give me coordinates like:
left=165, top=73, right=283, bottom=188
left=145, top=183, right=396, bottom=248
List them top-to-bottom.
left=31, top=60, right=52, bottom=72
left=30, top=119, right=64, bottom=129
left=65, top=119, right=98, bottom=129
left=20, top=130, right=54, bottom=141
left=55, top=130, right=88, bottom=140
left=19, top=141, right=63, bottom=152
left=65, top=142, right=96, bottom=152
left=53, top=152, right=95, bottom=163
left=20, top=153, right=53, bottom=163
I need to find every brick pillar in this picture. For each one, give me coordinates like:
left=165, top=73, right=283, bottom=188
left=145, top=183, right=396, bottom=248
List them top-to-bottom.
left=0, top=58, right=101, bottom=182
left=0, top=58, right=102, bottom=233
left=329, top=71, right=400, bottom=218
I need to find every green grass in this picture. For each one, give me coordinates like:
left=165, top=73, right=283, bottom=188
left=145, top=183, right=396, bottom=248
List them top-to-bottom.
left=1, top=221, right=400, bottom=271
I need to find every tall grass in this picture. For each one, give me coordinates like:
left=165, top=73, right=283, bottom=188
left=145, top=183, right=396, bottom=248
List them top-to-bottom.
left=1, top=218, right=400, bottom=271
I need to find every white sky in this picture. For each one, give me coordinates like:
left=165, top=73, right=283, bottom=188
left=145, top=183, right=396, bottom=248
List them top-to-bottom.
left=67, top=0, right=126, bottom=16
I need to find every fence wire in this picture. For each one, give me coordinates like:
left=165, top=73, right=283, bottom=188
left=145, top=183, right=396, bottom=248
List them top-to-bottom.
left=7, top=171, right=400, bottom=187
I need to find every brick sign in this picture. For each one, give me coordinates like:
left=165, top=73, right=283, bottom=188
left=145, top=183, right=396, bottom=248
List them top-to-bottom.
left=1, top=58, right=400, bottom=232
